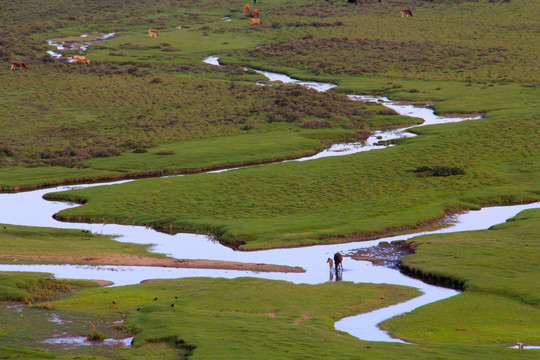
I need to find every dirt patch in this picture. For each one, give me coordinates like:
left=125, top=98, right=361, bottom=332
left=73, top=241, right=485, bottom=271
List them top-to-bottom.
left=349, top=240, right=415, bottom=269
left=0, top=254, right=305, bottom=273
left=294, top=314, right=312, bottom=325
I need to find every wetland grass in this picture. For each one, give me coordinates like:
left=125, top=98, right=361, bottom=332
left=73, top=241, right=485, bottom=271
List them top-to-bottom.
left=1, top=0, right=539, bottom=358
left=383, top=208, right=540, bottom=346
left=0, top=224, right=163, bottom=265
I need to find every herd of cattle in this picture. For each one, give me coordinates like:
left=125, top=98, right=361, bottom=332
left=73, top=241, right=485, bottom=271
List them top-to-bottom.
left=10, top=5, right=413, bottom=71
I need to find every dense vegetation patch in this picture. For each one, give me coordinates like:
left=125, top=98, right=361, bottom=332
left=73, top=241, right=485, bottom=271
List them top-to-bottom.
left=226, top=0, right=539, bottom=83
left=244, top=37, right=513, bottom=79
left=0, top=67, right=372, bottom=168
left=414, top=166, right=466, bottom=177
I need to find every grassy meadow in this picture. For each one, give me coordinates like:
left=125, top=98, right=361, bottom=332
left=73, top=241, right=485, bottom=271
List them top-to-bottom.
left=1, top=0, right=539, bottom=358
left=383, top=208, right=540, bottom=346
left=0, top=223, right=164, bottom=264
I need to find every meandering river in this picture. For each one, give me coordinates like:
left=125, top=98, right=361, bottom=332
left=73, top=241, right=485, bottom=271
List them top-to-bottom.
left=1, top=57, right=537, bottom=344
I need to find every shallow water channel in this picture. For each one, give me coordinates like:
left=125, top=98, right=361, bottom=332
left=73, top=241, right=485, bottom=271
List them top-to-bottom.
left=1, top=59, right=537, bottom=344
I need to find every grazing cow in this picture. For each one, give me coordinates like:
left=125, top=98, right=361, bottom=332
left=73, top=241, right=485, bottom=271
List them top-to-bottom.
left=243, top=4, right=250, bottom=13
left=251, top=9, right=259, bottom=17
left=401, top=9, right=413, bottom=17
left=250, top=18, right=262, bottom=26
left=148, top=29, right=159, bottom=38
left=73, top=56, right=90, bottom=64
left=10, top=61, right=27, bottom=70
left=334, top=252, right=343, bottom=273
left=327, top=258, right=334, bottom=272
left=514, top=343, right=524, bottom=349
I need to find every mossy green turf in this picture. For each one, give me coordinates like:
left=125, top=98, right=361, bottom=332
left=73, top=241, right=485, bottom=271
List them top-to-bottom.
left=382, top=208, right=540, bottom=346
left=0, top=224, right=162, bottom=264
left=11, top=274, right=537, bottom=360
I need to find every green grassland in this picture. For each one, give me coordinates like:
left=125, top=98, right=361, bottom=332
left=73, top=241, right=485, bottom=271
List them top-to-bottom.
left=1, top=0, right=539, bottom=358
left=382, top=208, right=540, bottom=346
left=0, top=224, right=163, bottom=264
left=52, top=278, right=420, bottom=359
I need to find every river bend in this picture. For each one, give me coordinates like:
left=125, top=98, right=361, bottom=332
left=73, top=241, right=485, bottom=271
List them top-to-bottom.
left=0, top=58, right=535, bottom=344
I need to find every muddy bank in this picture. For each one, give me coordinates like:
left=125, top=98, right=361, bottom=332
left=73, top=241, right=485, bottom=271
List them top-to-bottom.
left=349, top=240, right=414, bottom=269
left=349, top=240, right=464, bottom=289
left=0, top=255, right=304, bottom=273
left=398, top=263, right=465, bottom=290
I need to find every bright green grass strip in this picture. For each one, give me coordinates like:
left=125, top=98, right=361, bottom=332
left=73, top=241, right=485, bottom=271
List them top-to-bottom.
left=84, top=129, right=352, bottom=172
left=0, top=167, right=123, bottom=191
left=382, top=208, right=540, bottom=345
left=0, top=224, right=160, bottom=263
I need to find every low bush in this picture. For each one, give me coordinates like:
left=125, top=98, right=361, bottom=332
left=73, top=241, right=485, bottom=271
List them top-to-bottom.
left=414, top=166, right=466, bottom=177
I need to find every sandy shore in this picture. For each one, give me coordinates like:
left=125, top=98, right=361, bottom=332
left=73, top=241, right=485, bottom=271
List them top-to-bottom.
left=0, top=254, right=305, bottom=273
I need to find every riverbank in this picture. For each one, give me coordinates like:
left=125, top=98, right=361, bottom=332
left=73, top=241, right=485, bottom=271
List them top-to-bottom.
left=0, top=254, right=304, bottom=273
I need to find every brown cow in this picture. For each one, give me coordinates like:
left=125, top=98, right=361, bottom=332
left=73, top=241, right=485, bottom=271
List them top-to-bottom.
left=243, top=4, right=250, bottom=13
left=251, top=9, right=259, bottom=17
left=401, top=9, right=413, bottom=17
left=250, top=18, right=262, bottom=26
left=148, top=29, right=159, bottom=38
left=73, top=56, right=90, bottom=64
left=11, top=61, right=27, bottom=70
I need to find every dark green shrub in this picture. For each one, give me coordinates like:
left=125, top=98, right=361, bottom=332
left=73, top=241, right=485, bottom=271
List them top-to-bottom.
left=155, top=150, right=175, bottom=156
left=414, top=166, right=466, bottom=177
left=87, top=325, right=104, bottom=342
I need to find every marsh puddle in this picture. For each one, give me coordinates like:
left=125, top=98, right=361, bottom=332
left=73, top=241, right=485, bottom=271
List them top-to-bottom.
left=47, top=33, right=115, bottom=60
left=0, top=57, right=532, bottom=344
left=41, top=336, right=133, bottom=349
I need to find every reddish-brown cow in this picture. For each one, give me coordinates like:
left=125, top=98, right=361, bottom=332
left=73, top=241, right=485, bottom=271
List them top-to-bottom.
left=401, top=9, right=413, bottom=17
left=73, top=56, right=90, bottom=64
left=11, top=61, right=27, bottom=70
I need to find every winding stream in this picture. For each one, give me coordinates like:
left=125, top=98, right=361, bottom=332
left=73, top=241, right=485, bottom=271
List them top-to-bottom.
left=1, top=57, right=536, bottom=345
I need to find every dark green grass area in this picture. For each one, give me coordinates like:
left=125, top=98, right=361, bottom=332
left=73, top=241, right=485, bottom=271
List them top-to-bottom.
left=222, top=0, right=540, bottom=84
left=0, top=67, right=371, bottom=168
left=382, top=208, right=540, bottom=345
left=0, top=224, right=163, bottom=264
